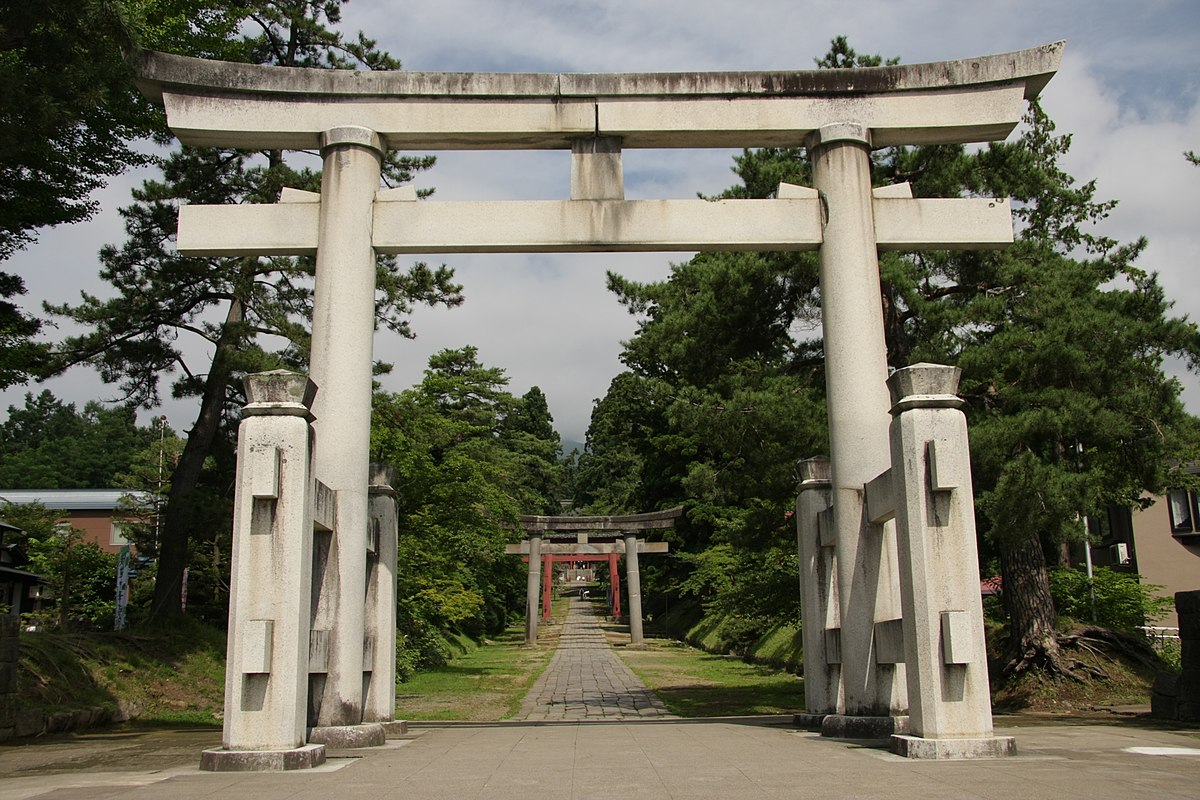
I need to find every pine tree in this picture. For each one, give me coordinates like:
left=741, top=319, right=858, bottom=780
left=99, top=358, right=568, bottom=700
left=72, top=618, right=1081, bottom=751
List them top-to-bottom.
left=48, top=2, right=462, bottom=619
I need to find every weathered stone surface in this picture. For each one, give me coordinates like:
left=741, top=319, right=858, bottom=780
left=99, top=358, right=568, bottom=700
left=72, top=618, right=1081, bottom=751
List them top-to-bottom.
left=135, top=43, right=1063, bottom=150
left=138, top=43, right=1063, bottom=101
left=811, top=126, right=907, bottom=721
left=306, top=133, right=379, bottom=732
left=886, top=362, right=964, bottom=412
left=887, top=363, right=996, bottom=746
left=243, top=369, right=316, bottom=409
left=223, top=386, right=317, bottom=752
left=797, top=456, right=831, bottom=485
left=516, top=507, right=682, bottom=532
left=505, top=541, right=668, bottom=555
left=1175, top=590, right=1200, bottom=616
left=0, top=661, right=17, bottom=694
left=13, top=709, right=45, bottom=738
left=46, top=711, right=75, bottom=733
left=792, top=712, right=827, bottom=731
left=821, top=713, right=909, bottom=740
left=381, top=720, right=408, bottom=738
left=306, top=722, right=385, bottom=749
left=890, top=734, right=1016, bottom=759
left=199, top=743, right=326, bottom=771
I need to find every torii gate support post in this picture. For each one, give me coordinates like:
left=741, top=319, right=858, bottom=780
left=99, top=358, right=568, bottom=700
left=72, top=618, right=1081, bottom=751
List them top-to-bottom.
left=808, top=124, right=909, bottom=738
left=306, top=126, right=386, bottom=748
left=886, top=365, right=1013, bottom=758
left=201, top=372, right=326, bottom=771
left=794, top=456, right=840, bottom=729
left=364, top=464, right=404, bottom=736
left=525, top=533, right=543, bottom=644
left=624, top=533, right=645, bottom=646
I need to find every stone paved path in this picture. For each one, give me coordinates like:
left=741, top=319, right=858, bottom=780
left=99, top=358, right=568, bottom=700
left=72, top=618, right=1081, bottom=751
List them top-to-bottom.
left=518, top=598, right=675, bottom=721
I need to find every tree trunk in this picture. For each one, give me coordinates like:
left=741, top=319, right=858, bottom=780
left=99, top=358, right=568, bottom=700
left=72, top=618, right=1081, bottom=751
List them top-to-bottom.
left=149, top=298, right=243, bottom=620
left=999, top=528, right=1066, bottom=675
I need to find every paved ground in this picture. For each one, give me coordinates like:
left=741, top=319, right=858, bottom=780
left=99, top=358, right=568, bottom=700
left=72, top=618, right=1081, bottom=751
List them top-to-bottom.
left=518, top=598, right=673, bottom=721
left=4, top=602, right=1200, bottom=799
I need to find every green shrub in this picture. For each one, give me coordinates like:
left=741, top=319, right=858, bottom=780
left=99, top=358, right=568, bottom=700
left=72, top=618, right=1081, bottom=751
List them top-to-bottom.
left=1048, top=566, right=1173, bottom=632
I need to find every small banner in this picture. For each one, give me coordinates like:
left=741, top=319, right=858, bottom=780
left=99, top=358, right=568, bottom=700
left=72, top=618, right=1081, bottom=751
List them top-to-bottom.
left=114, top=545, right=132, bottom=631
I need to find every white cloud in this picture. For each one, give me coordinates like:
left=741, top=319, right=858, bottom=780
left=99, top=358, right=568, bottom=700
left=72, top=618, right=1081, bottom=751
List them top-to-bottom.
left=6, top=0, right=1200, bottom=442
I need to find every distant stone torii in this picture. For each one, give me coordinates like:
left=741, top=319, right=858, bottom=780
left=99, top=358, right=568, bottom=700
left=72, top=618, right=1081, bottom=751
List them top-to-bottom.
left=504, top=507, right=680, bottom=645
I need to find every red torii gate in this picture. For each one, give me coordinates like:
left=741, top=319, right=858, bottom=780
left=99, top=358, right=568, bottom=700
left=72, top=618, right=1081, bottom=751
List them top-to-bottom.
left=505, top=508, right=680, bottom=645
left=518, top=552, right=622, bottom=618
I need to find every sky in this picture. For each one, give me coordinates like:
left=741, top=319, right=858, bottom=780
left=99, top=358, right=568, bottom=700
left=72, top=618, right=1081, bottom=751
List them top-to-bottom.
left=3, top=0, right=1199, bottom=443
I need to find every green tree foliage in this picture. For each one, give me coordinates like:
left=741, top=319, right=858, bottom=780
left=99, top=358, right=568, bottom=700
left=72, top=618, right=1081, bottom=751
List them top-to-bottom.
left=0, top=0, right=239, bottom=259
left=1, top=0, right=150, bottom=260
left=48, top=2, right=462, bottom=620
left=583, top=38, right=1200, bottom=675
left=885, top=103, right=1200, bottom=674
left=0, top=272, right=47, bottom=389
left=372, top=347, right=564, bottom=662
left=0, top=390, right=156, bottom=488
left=0, top=502, right=117, bottom=630
left=1048, top=567, right=1173, bottom=632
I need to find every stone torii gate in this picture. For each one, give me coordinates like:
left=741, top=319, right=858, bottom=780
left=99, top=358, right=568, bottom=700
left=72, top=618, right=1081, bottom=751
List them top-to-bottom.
left=133, top=40, right=1063, bottom=767
left=505, top=508, right=679, bottom=645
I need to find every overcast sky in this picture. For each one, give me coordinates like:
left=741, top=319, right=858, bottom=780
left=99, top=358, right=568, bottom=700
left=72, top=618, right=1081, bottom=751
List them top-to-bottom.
left=3, top=0, right=1198, bottom=443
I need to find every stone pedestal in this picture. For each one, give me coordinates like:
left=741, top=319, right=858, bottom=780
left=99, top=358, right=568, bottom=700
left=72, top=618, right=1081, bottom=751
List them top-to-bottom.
left=885, top=364, right=1013, bottom=759
left=203, top=371, right=325, bottom=771
left=795, top=457, right=840, bottom=724
left=363, top=464, right=399, bottom=726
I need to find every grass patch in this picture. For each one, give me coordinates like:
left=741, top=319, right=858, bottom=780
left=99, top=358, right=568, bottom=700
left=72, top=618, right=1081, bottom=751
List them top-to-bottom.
left=16, top=617, right=226, bottom=725
left=394, top=622, right=558, bottom=721
left=617, top=638, right=806, bottom=717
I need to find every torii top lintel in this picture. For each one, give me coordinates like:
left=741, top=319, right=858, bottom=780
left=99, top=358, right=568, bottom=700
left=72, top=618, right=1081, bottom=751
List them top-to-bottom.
left=134, top=42, right=1063, bottom=151
left=512, top=506, right=684, bottom=534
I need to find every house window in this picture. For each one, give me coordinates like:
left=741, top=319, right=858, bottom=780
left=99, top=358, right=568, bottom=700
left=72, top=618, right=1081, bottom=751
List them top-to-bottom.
left=1167, top=489, right=1199, bottom=535
left=110, top=522, right=131, bottom=547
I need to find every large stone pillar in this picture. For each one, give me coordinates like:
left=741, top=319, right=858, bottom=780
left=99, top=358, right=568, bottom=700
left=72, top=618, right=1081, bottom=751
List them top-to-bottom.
left=807, top=123, right=908, bottom=733
left=307, top=126, right=385, bottom=744
left=886, top=364, right=1014, bottom=758
left=202, top=371, right=325, bottom=771
left=794, top=456, right=841, bottom=728
left=363, top=464, right=403, bottom=735
left=525, top=533, right=543, bottom=643
left=624, top=533, right=644, bottom=646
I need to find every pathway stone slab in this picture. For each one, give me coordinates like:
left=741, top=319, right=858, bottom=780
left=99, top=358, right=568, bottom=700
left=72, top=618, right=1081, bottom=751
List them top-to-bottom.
left=519, top=598, right=674, bottom=721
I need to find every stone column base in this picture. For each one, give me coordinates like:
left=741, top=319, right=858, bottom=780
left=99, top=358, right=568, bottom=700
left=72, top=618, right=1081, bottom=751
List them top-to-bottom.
left=792, top=712, right=828, bottom=731
left=821, top=714, right=910, bottom=740
left=381, top=720, right=409, bottom=738
left=308, top=722, right=386, bottom=748
left=890, top=734, right=1016, bottom=759
left=200, top=743, right=326, bottom=771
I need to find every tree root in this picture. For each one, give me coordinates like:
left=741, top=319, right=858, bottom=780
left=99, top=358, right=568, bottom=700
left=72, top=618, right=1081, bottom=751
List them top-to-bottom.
left=1005, top=625, right=1162, bottom=685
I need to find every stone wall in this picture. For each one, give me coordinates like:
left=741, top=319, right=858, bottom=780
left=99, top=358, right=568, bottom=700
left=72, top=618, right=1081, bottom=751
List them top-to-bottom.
left=1152, top=590, right=1200, bottom=722
left=0, top=615, right=16, bottom=738
left=0, top=617, right=113, bottom=741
